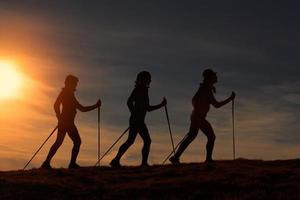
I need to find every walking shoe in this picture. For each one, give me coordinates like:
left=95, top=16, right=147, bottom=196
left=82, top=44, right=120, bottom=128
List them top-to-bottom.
left=169, top=156, right=180, bottom=165
left=110, top=159, right=121, bottom=168
left=204, top=159, right=216, bottom=170
left=204, top=159, right=215, bottom=165
left=40, top=161, right=52, bottom=169
left=68, top=162, right=81, bottom=169
left=140, top=162, right=150, bottom=167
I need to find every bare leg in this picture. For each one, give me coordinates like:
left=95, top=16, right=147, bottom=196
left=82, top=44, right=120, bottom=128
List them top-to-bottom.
left=174, top=120, right=199, bottom=159
left=200, top=120, right=216, bottom=162
left=139, top=124, right=151, bottom=165
left=67, top=125, right=81, bottom=165
left=113, top=126, right=138, bottom=162
left=44, top=127, right=67, bottom=164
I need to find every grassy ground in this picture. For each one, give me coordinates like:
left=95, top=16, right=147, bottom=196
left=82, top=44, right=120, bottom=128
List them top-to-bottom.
left=1, top=159, right=300, bottom=199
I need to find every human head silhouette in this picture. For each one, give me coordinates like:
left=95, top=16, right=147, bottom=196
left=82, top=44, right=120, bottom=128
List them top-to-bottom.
left=203, top=69, right=217, bottom=85
left=135, top=71, right=151, bottom=87
left=65, top=75, right=79, bottom=90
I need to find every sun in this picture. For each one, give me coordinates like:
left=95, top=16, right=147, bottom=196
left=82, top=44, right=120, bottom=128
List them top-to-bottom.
left=0, top=60, right=23, bottom=99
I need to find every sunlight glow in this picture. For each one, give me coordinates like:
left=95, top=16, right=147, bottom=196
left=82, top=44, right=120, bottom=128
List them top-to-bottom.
left=0, top=60, right=23, bottom=99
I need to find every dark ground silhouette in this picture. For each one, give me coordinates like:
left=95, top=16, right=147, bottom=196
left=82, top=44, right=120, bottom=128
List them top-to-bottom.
left=2, top=159, right=300, bottom=199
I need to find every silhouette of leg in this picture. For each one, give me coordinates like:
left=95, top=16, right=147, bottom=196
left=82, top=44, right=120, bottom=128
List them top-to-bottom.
left=174, top=120, right=199, bottom=159
left=200, top=120, right=215, bottom=162
left=139, top=124, right=151, bottom=165
left=67, top=125, right=81, bottom=167
left=114, top=126, right=138, bottom=162
left=44, top=127, right=67, bottom=165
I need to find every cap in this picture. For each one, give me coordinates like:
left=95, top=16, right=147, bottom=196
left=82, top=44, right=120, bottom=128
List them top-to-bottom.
left=202, top=69, right=216, bottom=78
left=65, top=74, right=79, bottom=85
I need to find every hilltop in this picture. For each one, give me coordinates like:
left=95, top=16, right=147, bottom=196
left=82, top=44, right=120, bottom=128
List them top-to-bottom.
left=1, top=159, right=300, bottom=199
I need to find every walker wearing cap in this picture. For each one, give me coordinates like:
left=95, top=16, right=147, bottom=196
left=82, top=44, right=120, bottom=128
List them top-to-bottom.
left=169, top=68, right=235, bottom=165
left=203, top=69, right=216, bottom=78
left=110, top=71, right=167, bottom=168
left=41, top=74, right=101, bottom=169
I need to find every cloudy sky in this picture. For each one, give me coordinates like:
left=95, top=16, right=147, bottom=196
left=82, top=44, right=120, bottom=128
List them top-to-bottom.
left=0, top=0, right=299, bottom=170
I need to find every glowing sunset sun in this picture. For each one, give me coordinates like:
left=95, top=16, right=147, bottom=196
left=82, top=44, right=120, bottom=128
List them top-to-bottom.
left=0, top=60, right=23, bottom=99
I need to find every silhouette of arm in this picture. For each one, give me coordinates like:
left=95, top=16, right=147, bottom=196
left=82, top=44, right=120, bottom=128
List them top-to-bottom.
left=127, top=89, right=136, bottom=113
left=192, top=90, right=200, bottom=108
left=54, top=92, right=63, bottom=119
left=211, top=92, right=235, bottom=108
left=147, top=97, right=166, bottom=112
left=211, top=97, right=231, bottom=108
left=76, top=98, right=101, bottom=112
left=76, top=104, right=97, bottom=112
left=147, top=104, right=163, bottom=112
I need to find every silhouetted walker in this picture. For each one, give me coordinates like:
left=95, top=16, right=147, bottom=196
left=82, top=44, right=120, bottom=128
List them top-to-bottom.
left=169, top=69, right=235, bottom=165
left=110, top=71, right=166, bottom=168
left=41, top=75, right=101, bottom=169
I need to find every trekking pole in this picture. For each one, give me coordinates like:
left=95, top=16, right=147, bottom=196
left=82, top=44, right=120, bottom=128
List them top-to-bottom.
left=232, top=99, right=236, bottom=160
left=164, top=104, right=176, bottom=156
left=97, top=106, right=100, bottom=167
left=23, top=126, right=58, bottom=170
left=95, top=127, right=130, bottom=166
left=162, top=134, right=188, bottom=165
